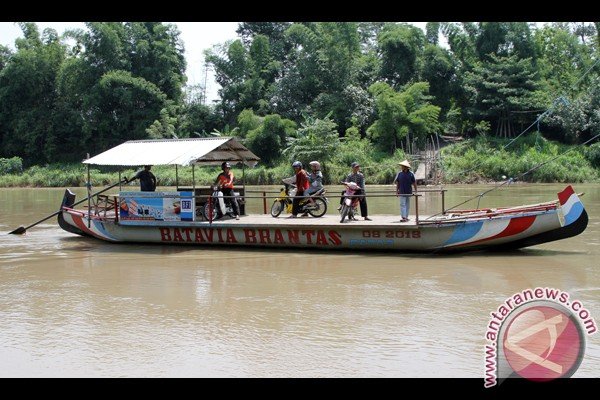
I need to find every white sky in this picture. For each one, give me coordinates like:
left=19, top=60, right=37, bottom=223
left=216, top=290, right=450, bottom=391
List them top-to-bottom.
left=0, top=22, right=429, bottom=103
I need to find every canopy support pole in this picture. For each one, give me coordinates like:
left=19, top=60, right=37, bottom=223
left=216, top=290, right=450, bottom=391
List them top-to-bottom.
left=241, top=160, right=246, bottom=191
left=87, top=164, right=91, bottom=228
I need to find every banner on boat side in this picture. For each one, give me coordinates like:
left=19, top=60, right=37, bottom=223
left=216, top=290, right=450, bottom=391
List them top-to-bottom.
left=119, top=191, right=194, bottom=223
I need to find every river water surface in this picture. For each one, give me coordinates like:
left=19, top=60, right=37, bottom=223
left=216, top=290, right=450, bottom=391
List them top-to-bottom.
left=0, top=183, right=598, bottom=377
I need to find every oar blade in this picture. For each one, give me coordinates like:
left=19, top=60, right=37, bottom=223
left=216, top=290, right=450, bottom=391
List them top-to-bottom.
left=7, top=179, right=125, bottom=236
left=8, top=226, right=26, bottom=235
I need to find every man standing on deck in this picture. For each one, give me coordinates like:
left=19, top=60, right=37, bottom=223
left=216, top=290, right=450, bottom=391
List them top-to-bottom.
left=393, top=160, right=417, bottom=222
left=127, top=165, right=157, bottom=192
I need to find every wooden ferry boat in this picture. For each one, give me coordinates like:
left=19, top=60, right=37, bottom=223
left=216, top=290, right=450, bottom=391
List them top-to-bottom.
left=53, top=138, right=588, bottom=253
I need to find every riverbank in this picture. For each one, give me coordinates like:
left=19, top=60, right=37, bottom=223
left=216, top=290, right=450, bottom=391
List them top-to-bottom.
left=1, top=135, right=598, bottom=187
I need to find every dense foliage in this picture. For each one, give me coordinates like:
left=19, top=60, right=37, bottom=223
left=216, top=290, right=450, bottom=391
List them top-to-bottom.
left=0, top=22, right=186, bottom=164
left=1, top=22, right=599, bottom=183
left=1, top=134, right=597, bottom=188
left=0, top=156, right=22, bottom=174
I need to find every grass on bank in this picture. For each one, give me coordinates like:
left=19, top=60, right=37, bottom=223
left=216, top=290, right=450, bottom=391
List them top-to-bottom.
left=0, top=133, right=598, bottom=188
left=441, top=134, right=599, bottom=183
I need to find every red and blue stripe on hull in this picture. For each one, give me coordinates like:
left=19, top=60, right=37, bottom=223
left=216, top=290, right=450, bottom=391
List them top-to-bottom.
left=440, top=185, right=587, bottom=250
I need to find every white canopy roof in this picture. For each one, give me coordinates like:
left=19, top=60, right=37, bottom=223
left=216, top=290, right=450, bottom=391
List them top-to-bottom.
left=83, top=137, right=260, bottom=167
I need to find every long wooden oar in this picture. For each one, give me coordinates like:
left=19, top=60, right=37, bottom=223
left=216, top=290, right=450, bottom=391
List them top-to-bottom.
left=8, top=179, right=126, bottom=235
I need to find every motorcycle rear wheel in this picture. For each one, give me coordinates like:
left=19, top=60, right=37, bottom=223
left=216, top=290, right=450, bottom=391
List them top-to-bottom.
left=308, top=198, right=327, bottom=218
left=204, top=202, right=222, bottom=221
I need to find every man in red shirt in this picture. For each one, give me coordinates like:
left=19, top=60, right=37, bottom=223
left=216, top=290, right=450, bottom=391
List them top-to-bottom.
left=290, top=161, right=309, bottom=218
left=215, top=162, right=240, bottom=219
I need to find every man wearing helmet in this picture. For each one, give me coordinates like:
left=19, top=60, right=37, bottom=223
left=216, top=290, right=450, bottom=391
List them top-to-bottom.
left=214, top=161, right=240, bottom=220
left=289, top=161, right=309, bottom=218
left=303, top=161, right=324, bottom=212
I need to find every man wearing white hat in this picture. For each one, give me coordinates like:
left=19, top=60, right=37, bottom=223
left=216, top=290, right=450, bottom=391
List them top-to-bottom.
left=393, top=160, right=417, bottom=222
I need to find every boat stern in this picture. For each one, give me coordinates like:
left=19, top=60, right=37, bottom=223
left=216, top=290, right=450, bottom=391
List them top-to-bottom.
left=57, top=189, right=89, bottom=237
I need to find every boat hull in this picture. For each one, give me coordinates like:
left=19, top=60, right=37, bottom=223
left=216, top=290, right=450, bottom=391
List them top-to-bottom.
left=58, top=185, right=587, bottom=253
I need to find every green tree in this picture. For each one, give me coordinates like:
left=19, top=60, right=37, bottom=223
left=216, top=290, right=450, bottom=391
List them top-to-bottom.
left=0, top=22, right=188, bottom=166
left=64, top=22, right=184, bottom=155
left=82, top=22, right=130, bottom=76
left=126, top=22, right=187, bottom=102
left=236, top=22, right=292, bottom=62
left=273, top=22, right=361, bottom=128
left=358, top=22, right=386, bottom=52
left=425, top=22, right=440, bottom=45
left=439, top=22, right=539, bottom=137
left=441, top=22, right=479, bottom=69
left=475, top=22, right=511, bottom=59
left=570, top=22, right=598, bottom=46
left=0, top=23, right=66, bottom=164
left=377, top=23, right=426, bottom=88
left=504, top=23, right=537, bottom=61
left=534, top=23, right=595, bottom=96
left=243, top=34, right=279, bottom=114
left=206, top=35, right=278, bottom=125
left=421, top=44, right=457, bottom=116
left=0, top=45, right=12, bottom=71
left=464, top=54, right=542, bottom=137
left=52, top=56, right=98, bottom=162
left=83, top=70, right=168, bottom=154
left=546, top=77, right=600, bottom=144
left=367, top=81, right=441, bottom=153
left=179, top=84, right=223, bottom=137
left=180, top=102, right=222, bottom=138
left=146, top=106, right=178, bottom=139
left=237, top=108, right=262, bottom=138
left=246, top=113, right=296, bottom=165
left=284, top=113, right=340, bottom=165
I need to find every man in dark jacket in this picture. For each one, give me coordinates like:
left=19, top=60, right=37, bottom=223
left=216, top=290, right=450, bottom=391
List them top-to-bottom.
left=393, top=160, right=417, bottom=222
left=340, top=162, right=371, bottom=221
left=128, top=165, right=157, bottom=191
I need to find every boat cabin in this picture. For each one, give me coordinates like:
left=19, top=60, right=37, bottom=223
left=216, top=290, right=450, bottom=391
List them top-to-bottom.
left=82, top=137, right=259, bottom=223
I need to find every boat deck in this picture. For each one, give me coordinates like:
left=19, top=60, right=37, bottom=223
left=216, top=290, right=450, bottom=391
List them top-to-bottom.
left=87, top=206, right=553, bottom=228
left=109, top=213, right=426, bottom=227
left=213, top=214, right=421, bottom=227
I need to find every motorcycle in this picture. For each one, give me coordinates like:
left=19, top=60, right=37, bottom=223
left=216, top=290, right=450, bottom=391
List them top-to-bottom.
left=270, top=180, right=328, bottom=218
left=339, top=181, right=361, bottom=223
left=204, top=185, right=242, bottom=221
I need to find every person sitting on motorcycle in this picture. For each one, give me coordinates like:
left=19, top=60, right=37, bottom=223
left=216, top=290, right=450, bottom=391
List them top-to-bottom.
left=214, top=161, right=240, bottom=220
left=289, top=161, right=309, bottom=218
left=305, top=161, right=324, bottom=209
left=338, top=161, right=371, bottom=221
